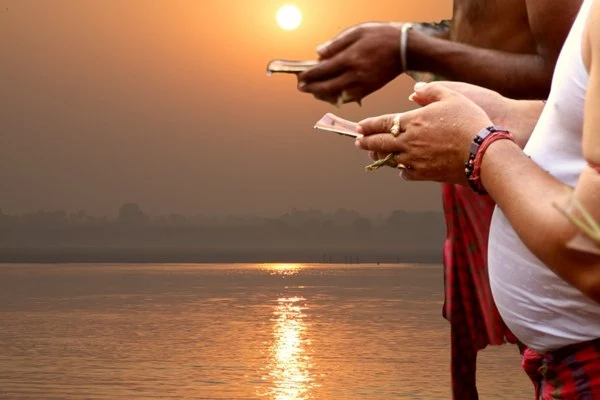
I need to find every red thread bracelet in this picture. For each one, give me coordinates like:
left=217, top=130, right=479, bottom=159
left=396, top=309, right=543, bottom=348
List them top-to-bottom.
left=464, top=126, right=514, bottom=194
left=469, top=131, right=514, bottom=194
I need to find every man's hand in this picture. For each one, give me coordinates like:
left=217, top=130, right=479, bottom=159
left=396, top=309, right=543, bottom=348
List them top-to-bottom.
left=296, top=23, right=406, bottom=105
left=413, top=81, right=542, bottom=148
left=415, top=81, right=509, bottom=122
left=355, top=82, right=493, bottom=183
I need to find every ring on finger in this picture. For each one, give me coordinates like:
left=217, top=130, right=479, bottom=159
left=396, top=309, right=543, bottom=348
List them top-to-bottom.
left=390, top=114, right=402, bottom=137
left=393, top=154, right=406, bottom=169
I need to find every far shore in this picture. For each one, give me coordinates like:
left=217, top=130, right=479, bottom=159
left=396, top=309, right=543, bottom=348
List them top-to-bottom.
left=0, top=247, right=442, bottom=265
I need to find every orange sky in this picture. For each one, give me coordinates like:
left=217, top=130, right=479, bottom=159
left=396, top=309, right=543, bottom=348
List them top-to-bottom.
left=0, top=0, right=452, bottom=217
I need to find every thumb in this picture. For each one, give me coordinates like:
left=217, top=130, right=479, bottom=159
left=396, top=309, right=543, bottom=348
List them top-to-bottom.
left=409, top=81, right=456, bottom=107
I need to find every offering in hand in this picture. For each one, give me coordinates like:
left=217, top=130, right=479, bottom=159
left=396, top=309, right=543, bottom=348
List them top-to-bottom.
left=266, top=59, right=318, bottom=75
left=313, top=113, right=361, bottom=138
left=313, top=113, right=404, bottom=172
left=554, top=188, right=600, bottom=255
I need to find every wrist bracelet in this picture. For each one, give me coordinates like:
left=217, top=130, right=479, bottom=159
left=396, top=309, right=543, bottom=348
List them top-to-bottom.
left=400, top=23, right=413, bottom=72
left=465, top=126, right=514, bottom=194
left=589, top=162, right=600, bottom=174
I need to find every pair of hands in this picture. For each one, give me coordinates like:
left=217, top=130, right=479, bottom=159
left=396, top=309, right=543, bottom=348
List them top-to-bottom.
left=297, top=22, right=406, bottom=105
left=297, top=22, right=518, bottom=184
left=355, top=81, right=506, bottom=184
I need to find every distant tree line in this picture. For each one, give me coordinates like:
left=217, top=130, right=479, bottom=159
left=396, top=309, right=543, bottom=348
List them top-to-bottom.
left=0, top=204, right=446, bottom=263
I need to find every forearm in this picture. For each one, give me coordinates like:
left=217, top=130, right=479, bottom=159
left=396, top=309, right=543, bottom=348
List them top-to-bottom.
left=407, top=31, right=552, bottom=99
left=500, top=99, right=545, bottom=148
left=481, top=140, right=600, bottom=302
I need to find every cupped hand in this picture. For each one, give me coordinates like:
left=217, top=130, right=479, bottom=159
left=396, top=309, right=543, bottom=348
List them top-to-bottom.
left=297, top=22, right=406, bottom=105
left=355, top=82, right=494, bottom=183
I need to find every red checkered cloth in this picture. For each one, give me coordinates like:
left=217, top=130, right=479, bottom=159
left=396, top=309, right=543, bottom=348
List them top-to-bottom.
left=442, top=183, right=519, bottom=399
left=522, top=338, right=600, bottom=399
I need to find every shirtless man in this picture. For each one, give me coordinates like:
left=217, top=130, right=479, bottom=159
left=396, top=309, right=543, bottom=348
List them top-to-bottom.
left=295, top=1, right=582, bottom=399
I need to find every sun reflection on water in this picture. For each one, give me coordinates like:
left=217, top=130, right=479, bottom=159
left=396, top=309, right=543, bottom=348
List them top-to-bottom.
left=262, top=263, right=303, bottom=276
left=261, top=295, right=315, bottom=399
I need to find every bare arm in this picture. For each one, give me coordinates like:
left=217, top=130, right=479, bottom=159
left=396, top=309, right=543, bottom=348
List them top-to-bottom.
left=407, top=0, right=581, bottom=99
left=479, top=2, right=600, bottom=302
left=496, top=99, right=544, bottom=147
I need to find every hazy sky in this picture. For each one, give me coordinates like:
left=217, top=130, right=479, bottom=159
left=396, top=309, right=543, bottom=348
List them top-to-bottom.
left=0, top=0, right=451, bottom=217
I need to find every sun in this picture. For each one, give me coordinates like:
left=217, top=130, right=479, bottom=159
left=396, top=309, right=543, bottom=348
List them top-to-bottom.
left=276, top=4, right=302, bottom=31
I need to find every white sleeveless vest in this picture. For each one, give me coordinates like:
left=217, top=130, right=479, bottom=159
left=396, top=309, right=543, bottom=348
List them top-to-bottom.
left=488, top=0, right=600, bottom=353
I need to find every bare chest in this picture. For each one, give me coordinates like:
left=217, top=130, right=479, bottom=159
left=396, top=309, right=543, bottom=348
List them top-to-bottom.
left=451, top=0, right=535, bottom=53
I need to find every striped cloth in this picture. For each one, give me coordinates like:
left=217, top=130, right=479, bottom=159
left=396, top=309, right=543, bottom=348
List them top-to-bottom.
left=522, top=338, right=600, bottom=399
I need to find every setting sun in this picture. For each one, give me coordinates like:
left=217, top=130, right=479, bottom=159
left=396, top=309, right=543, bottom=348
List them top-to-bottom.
left=276, top=4, right=302, bottom=31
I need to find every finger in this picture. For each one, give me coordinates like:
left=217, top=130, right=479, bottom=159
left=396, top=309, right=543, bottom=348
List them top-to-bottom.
left=316, top=26, right=361, bottom=59
left=298, top=56, right=348, bottom=88
left=302, top=72, right=356, bottom=103
left=431, top=80, right=473, bottom=91
left=409, top=81, right=457, bottom=107
left=409, top=81, right=479, bottom=100
left=357, top=111, right=413, bottom=136
left=356, top=114, right=396, bottom=136
left=355, top=133, right=402, bottom=154
left=393, top=153, right=418, bottom=181
left=399, top=168, right=418, bottom=181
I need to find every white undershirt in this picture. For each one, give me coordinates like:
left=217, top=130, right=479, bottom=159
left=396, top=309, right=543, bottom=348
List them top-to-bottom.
left=488, top=0, right=600, bottom=353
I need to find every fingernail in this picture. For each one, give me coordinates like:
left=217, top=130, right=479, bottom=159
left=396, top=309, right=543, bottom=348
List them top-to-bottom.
left=298, top=81, right=306, bottom=91
left=414, top=81, right=427, bottom=91
left=408, top=93, right=416, bottom=102
left=356, top=125, right=364, bottom=135
left=354, top=139, right=361, bottom=148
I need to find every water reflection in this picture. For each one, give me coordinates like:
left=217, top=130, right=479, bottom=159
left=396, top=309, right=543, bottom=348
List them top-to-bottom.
left=262, top=263, right=303, bottom=276
left=262, top=295, right=315, bottom=399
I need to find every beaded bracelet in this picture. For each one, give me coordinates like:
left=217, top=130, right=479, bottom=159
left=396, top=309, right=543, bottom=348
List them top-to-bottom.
left=465, top=126, right=514, bottom=194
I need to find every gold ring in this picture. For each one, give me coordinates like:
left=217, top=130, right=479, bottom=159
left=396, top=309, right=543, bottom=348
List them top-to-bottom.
left=390, top=114, right=401, bottom=137
left=393, top=153, right=406, bottom=169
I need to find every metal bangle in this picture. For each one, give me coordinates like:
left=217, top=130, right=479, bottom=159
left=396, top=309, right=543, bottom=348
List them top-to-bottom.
left=400, top=23, right=413, bottom=73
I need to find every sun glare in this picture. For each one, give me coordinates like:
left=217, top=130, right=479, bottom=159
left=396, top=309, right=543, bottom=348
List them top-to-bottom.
left=276, top=5, right=302, bottom=31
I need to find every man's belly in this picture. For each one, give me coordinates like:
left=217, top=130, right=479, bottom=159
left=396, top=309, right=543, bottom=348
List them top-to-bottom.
left=488, top=208, right=600, bottom=353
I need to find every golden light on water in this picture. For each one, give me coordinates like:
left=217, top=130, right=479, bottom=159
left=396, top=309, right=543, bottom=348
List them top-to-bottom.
left=263, top=263, right=303, bottom=276
left=262, top=296, right=315, bottom=399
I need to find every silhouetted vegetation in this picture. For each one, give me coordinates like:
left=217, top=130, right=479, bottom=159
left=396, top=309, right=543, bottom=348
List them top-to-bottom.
left=0, top=205, right=445, bottom=263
